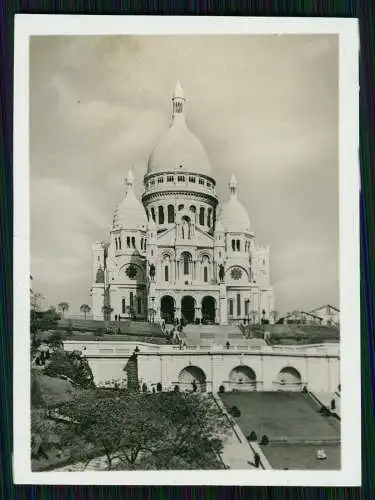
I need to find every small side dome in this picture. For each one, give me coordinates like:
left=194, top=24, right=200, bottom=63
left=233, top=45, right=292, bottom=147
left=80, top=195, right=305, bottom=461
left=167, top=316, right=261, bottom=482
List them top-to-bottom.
left=113, top=170, right=148, bottom=231
left=218, top=175, right=251, bottom=233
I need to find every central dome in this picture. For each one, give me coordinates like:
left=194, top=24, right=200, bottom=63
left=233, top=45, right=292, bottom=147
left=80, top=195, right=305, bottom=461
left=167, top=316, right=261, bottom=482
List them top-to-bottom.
left=147, top=81, right=212, bottom=177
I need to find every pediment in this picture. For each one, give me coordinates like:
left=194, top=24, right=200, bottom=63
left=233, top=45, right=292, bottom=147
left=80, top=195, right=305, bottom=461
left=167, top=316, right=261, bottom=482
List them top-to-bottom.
left=156, top=225, right=214, bottom=247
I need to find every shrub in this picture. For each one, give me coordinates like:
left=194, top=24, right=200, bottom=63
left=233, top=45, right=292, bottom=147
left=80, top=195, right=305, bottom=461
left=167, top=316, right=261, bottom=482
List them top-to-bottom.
left=195, top=317, right=201, bottom=325
left=95, top=327, right=105, bottom=337
left=44, top=351, right=94, bottom=389
left=156, top=382, right=162, bottom=392
left=142, top=383, right=148, bottom=393
left=174, top=385, right=180, bottom=392
left=219, top=385, right=225, bottom=394
left=302, top=385, right=308, bottom=393
left=330, top=399, right=336, bottom=410
left=229, top=405, right=241, bottom=418
left=248, top=431, right=257, bottom=442
left=260, top=435, right=269, bottom=446
left=254, top=452, right=261, bottom=468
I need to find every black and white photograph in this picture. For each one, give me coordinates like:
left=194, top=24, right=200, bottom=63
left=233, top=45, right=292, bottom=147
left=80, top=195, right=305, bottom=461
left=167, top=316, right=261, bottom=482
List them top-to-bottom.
left=13, top=16, right=360, bottom=486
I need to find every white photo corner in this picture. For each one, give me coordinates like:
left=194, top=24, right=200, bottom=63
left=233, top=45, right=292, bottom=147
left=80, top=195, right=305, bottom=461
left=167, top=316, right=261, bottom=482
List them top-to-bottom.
left=13, top=15, right=360, bottom=486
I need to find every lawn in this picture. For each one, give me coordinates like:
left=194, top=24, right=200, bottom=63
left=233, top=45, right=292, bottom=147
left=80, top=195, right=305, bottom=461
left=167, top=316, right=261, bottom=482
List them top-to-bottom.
left=220, top=392, right=340, bottom=441
left=262, top=442, right=340, bottom=470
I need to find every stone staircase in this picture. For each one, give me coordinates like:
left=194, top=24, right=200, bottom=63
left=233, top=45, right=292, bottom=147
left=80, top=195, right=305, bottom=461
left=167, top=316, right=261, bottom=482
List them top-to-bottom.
left=181, top=324, right=260, bottom=347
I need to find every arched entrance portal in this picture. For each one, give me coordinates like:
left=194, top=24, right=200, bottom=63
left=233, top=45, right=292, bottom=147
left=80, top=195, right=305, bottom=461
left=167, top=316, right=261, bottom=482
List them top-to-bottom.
left=160, top=295, right=175, bottom=324
left=181, top=296, right=195, bottom=324
left=201, top=296, right=216, bottom=324
left=178, top=366, right=207, bottom=392
left=228, top=366, right=257, bottom=391
left=276, top=366, right=302, bottom=391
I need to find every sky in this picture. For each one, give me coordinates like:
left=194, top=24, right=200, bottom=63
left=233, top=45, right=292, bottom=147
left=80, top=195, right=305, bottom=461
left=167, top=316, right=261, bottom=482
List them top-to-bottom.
left=29, top=35, right=339, bottom=316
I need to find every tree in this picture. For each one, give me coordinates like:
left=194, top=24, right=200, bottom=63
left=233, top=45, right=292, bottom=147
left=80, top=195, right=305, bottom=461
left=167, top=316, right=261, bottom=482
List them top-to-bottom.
left=31, top=292, right=45, bottom=312
left=58, top=302, right=69, bottom=318
left=80, top=304, right=91, bottom=320
left=102, top=305, right=113, bottom=322
left=30, top=307, right=61, bottom=357
left=47, top=330, right=64, bottom=349
left=44, top=350, right=94, bottom=389
left=61, top=391, right=230, bottom=470
left=149, top=392, right=230, bottom=469
left=31, top=409, right=60, bottom=460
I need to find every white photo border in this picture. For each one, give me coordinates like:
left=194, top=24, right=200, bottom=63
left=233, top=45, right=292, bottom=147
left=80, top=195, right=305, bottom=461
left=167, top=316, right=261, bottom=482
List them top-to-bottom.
left=13, top=14, right=360, bottom=486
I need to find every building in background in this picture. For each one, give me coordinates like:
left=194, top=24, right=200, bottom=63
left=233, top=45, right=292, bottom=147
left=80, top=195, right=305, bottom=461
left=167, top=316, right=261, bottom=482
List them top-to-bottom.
left=91, top=81, right=275, bottom=325
left=309, top=304, right=340, bottom=326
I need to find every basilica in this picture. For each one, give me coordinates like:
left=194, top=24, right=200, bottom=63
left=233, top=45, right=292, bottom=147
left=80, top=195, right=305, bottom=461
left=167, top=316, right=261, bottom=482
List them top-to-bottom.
left=91, top=81, right=275, bottom=325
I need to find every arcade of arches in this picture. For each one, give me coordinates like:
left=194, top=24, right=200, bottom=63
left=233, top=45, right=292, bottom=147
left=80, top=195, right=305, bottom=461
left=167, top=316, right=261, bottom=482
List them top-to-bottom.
left=160, top=294, right=217, bottom=324
left=173, top=365, right=304, bottom=393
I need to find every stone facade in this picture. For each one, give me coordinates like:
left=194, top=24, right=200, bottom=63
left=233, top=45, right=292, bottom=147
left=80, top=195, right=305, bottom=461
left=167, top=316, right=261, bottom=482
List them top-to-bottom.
left=91, top=81, right=275, bottom=325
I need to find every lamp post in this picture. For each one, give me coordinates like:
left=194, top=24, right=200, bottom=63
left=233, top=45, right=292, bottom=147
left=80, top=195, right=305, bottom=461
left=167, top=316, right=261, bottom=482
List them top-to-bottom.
left=151, top=296, right=155, bottom=323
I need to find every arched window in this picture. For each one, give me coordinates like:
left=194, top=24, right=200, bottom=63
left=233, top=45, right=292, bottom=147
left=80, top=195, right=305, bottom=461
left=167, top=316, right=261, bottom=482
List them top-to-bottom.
left=168, top=204, right=175, bottom=223
left=178, top=204, right=184, bottom=211
left=189, top=205, right=196, bottom=213
left=158, top=206, right=165, bottom=224
left=151, top=207, right=156, bottom=222
left=199, top=207, right=205, bottom=225
left=207, top=208, right=212, bottom=227
left=146, top=209, right=150, bottom=220
left=127, top=236, right=131, bottom=248
left=132, top=237, right=136, bottom=248
left=140, top=238, right=143, bottom=250
left=115, top=239, right=118, bottom=250
left=232, top=239, right=235, bottom=251
left=236, top=239, right=240, bottom=251
left=182, top=252, right=191, bottom=275
left=165, top=265, right=169, bottom=282
left=203, top=266, right=208, bottom=283
left=130, top=292, right=134, bottom=308
left=237, top=294, right=241, bottom=316
left=137, top=297, right=142, bottom=314
left=122, top=298, right=126, bottom=314
left=229, top=299, right=233, bottom=316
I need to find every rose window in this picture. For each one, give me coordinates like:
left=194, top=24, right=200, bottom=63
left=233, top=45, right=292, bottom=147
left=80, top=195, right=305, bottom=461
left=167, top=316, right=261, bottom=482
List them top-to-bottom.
left=126, top=264, right=137, bottom=279
left=231, top=268, right=242, bottom=280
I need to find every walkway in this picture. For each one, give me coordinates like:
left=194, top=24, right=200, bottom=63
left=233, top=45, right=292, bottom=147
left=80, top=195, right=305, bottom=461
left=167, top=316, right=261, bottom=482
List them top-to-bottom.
left=181, top=324, right=266, bottom=348
left=313, top=392, right=341, bottom=418
left=212, top=395, right=260, bottom=470
left=53, top=455, right=118, bottom=472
